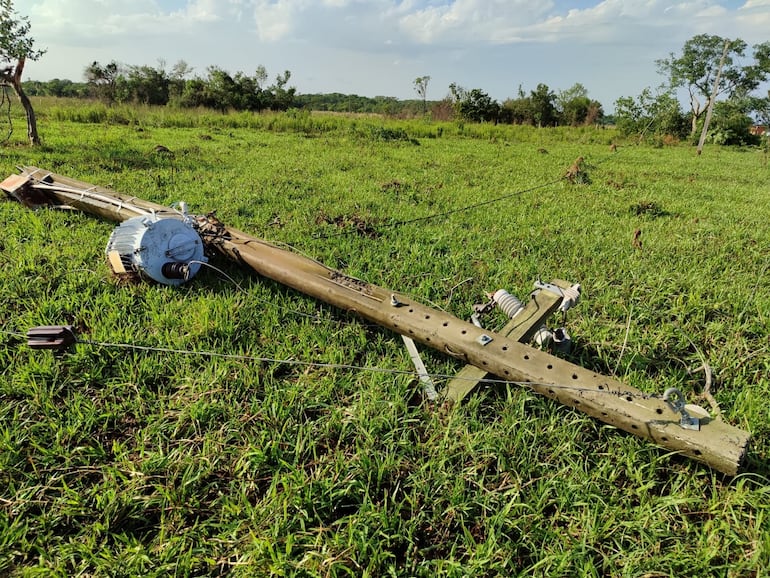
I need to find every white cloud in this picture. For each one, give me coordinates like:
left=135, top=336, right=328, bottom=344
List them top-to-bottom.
left=23, top=0, right=766, bottom=50
left=26, top=0, right=245, bottom=38
left=183, top=0, right=225, bottom=22
left=250, top=0, right=294, bottom=41
left=395, top=0, right=740, bottom=46
left=398, top=0, right=554, bottom=44
left=736, top=0, right=770, bottom=35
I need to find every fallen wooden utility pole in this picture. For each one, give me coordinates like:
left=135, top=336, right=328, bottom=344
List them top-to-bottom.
left=2, top=166, right=751, bottom=475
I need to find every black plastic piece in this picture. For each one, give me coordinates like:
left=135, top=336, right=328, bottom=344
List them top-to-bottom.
left=27, top=325, right=77, bottom=350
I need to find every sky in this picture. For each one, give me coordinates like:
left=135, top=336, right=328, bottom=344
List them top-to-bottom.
left=9, top=0, right=770, bottom=111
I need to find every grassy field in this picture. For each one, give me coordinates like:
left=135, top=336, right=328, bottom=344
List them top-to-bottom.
left=1, top=98, right=770, bottom=576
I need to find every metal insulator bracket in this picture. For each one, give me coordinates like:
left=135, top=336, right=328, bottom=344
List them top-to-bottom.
left=534, top=279, right=581, bottom=313
left=471, top=298, right=496, bottom=328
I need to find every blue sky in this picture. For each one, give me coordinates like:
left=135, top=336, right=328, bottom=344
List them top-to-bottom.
left=11, top=0, right=770, bottom=112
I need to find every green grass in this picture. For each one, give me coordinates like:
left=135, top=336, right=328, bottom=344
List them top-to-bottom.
left=1, top=99, right=770, bottom=576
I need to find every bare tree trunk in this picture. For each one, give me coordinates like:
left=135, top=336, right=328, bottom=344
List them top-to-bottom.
left=697, top=40, right=730, bottom=155
left=2, top=57, right=41, bottom=145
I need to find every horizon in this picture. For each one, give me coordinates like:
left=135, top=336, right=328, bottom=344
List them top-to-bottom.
left=11, top=0, right=770, bottom=113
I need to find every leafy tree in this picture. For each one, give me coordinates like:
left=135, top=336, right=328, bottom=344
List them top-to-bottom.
left=0, top=0, right=46, bottom=144
left=657, top=34, right=770, bottom=135
left=84, top=60, right=121, bottom=103
left=169, top=60, right=193, bottom=100
left=126, top=64, right=170, bottom=105
left=174, top=65, right=295, bottom=112
left=201, top=66, right=239, bottom=112
left=270, top=69, right=295, bottom=111
left=413, top=75, right=430, bottom=114
left=177, top=77, right=208, bottom=108
left=448, top=83, right=467, bottom=107
left=449, top=83, right=499, bottom=123
left=529, top=83, right=557, bottom=127
left=557, top=83, right=603, bottom=126
left=501, top=85, right=533, bottom=125
left=614, top=88, right=688, bottom=140
left=500, top=97, right=531, bottom=125
left=705, top=98, right=759, bottom=146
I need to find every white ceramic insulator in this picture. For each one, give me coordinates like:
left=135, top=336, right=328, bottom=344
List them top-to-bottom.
left=559, top=284, right=581, bottom=312
left=493, top=289, right=524, bottom=319
left=533, top=325, right=553, bottom=348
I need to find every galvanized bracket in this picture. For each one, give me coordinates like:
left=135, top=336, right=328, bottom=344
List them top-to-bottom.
left=443, top=280, right=571, bottom=403
left=401, top=335, right=438, bottom=401
left=663, top=387, right=702, bottom=431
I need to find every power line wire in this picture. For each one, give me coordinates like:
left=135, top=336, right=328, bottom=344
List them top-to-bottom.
left=311, top=147, right=622, bottom=241
left=312, top=176, right=565, bottom=240
left=1, top=328, right=661, bottom=401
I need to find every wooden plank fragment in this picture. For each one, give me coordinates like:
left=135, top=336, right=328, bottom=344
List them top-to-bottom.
left=0, top=174, right=31, bottom=194
left=0, top=174, right=54, bottom=208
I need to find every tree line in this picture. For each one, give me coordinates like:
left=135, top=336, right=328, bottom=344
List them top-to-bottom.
left=3, top=0, right=770, bottom=147
left=39, top=33, right=769, bottom=145
left=75, top=60, right=297, bottom=113
left=24, top=66, right=605, bottom=128
left=442, top=81, right=604, bottom=127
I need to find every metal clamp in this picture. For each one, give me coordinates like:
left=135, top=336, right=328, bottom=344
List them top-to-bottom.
left=471, top=298, right=496, bottom=328
left=662, top=387, right=701, bottom=431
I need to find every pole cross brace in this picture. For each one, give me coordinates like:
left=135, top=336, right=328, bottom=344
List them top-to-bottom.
left=444, top=280, right=570, bottom=403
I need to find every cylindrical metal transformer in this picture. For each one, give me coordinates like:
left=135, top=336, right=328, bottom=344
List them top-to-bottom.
left=105, top=215, right=206, bottom=286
